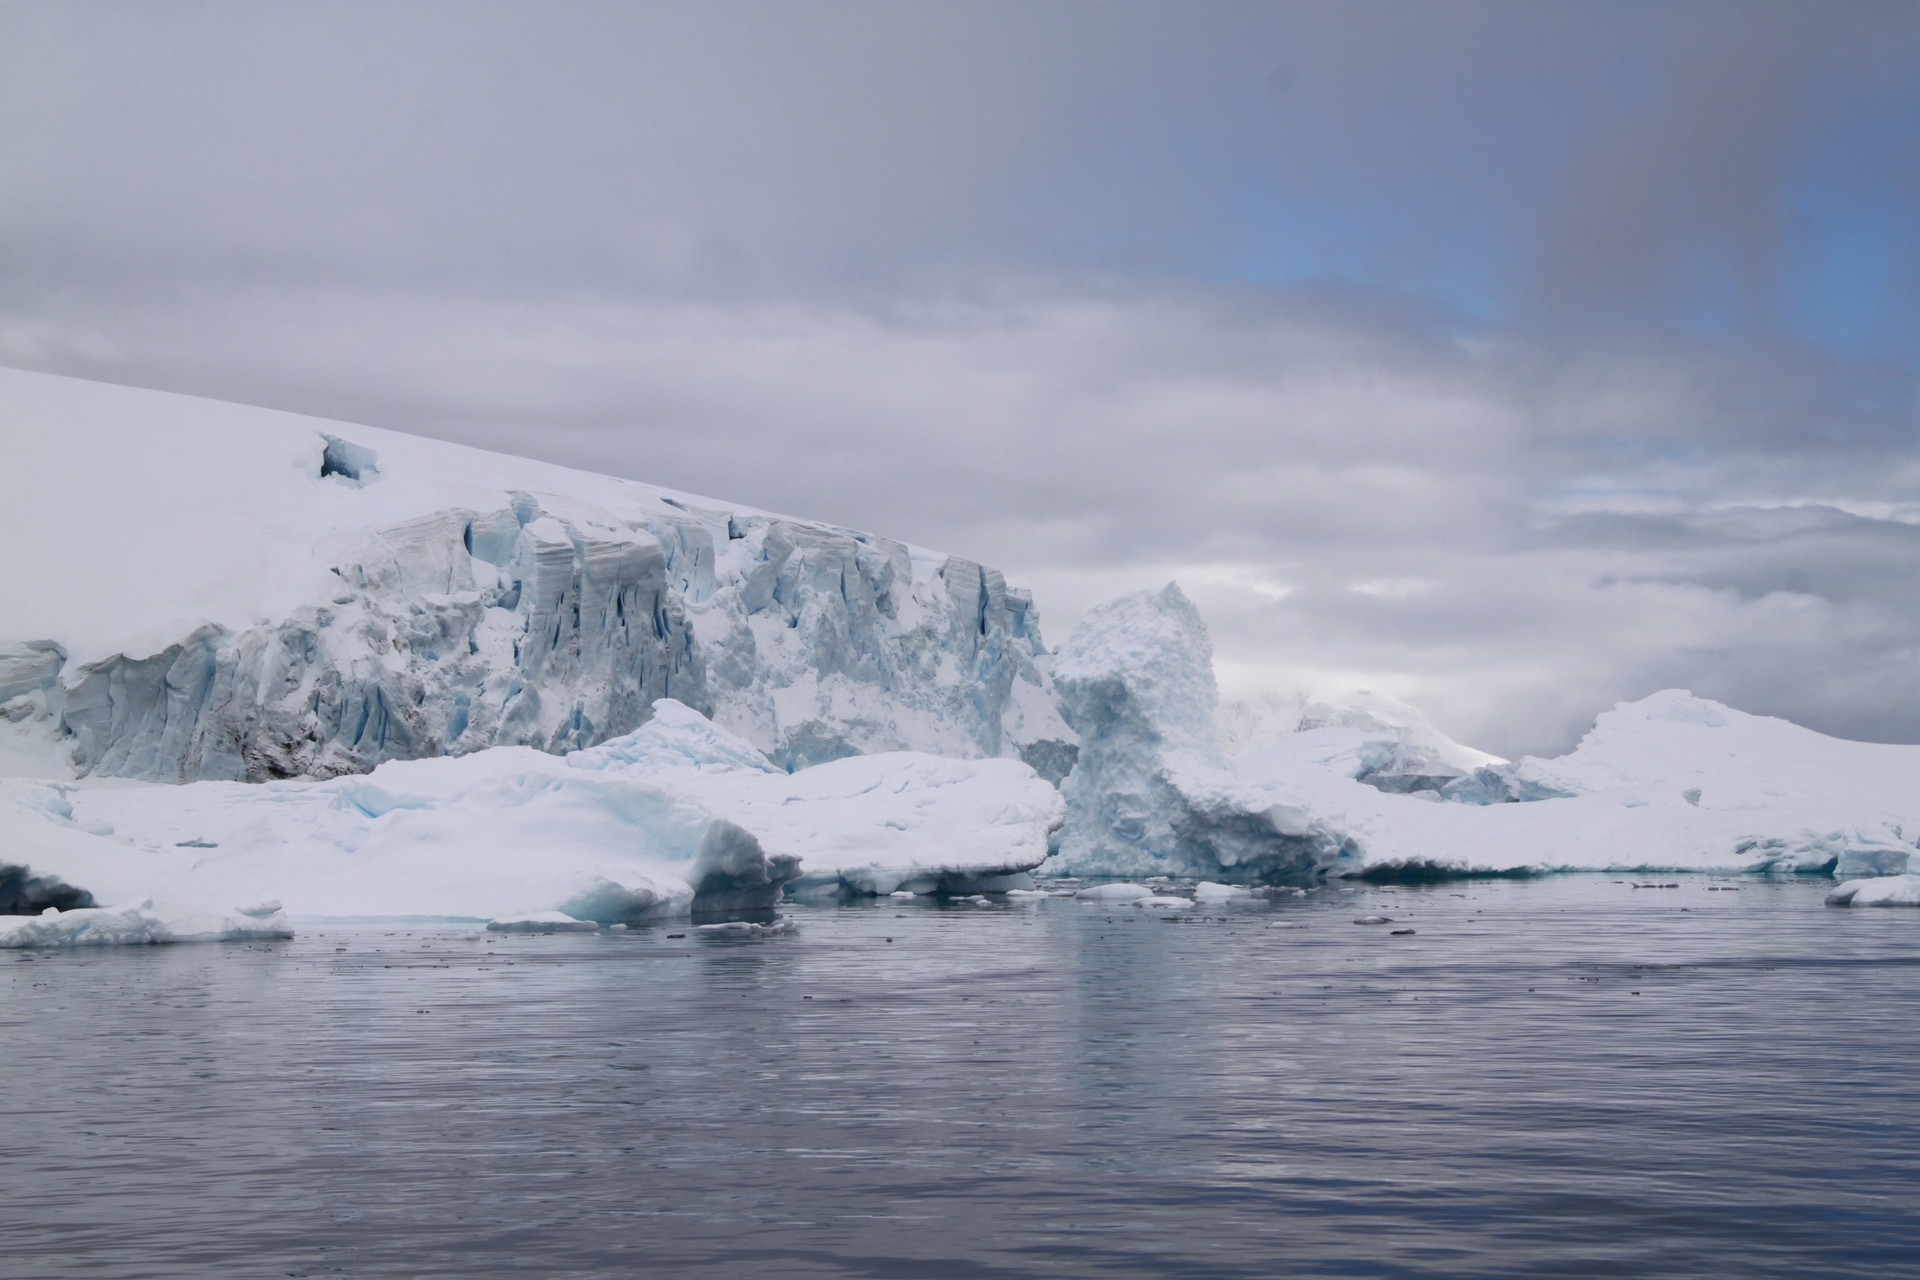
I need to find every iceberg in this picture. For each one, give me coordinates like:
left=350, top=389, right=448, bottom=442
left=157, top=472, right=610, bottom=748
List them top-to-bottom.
left=0, top=369, right=1073, bottom=786
left=1049, top=583, right=1361, bottom=881
left=1049, top=584, right=1920, bottom=883
left=0, top=698, right=1062, bottom=922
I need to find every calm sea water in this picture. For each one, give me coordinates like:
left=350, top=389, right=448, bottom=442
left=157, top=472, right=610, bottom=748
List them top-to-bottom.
left=3, top=876, right=1918, bottom=1278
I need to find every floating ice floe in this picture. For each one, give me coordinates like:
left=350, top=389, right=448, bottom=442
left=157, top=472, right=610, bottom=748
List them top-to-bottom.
left=1047, top=583, right=1920, bottom=884
left=0, top=699, right=1062, bottom=924
left=1073, top=882, right=1154, bottom=902
left=0, top=899, right=292, bottom=949
left=486, top=912, right=600, bottom=933
left=694, top=918, right=797, bottom=937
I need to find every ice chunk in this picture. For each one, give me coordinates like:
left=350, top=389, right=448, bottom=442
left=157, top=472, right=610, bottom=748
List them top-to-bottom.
left=1049, top=584, right=1360, bottom=882
left=1825, top=875, right=1920, bottom=907
left=1075, top=882, right=1154, bottom=902
left=0, top=899, right=292, bottom=948
left=485, top=911, right=600, bottom=933
left=694, top=918, right=797, bottom=937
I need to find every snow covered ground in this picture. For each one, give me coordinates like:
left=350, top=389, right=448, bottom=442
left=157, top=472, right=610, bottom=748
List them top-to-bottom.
left=0, top=368, right=1072, bottom=785
left=1047, top=584, right=1920, bottom=883
left=0, top=698, right=1063, bottom=933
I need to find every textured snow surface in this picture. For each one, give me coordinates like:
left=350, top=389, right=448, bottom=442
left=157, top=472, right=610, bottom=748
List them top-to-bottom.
left=0, top=368, right=1072, bottom=784
left=1049, top=584, right=1920, bottom=882
left=0, top=698, right=1061, bottom=920
left=0, top=899, right=292, bottom=948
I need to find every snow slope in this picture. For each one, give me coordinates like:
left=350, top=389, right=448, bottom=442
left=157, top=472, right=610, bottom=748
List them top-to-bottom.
left=0, top=368, right=1072, bottom=784
left=1048, top=583, right=1920, bottom=882
left=1230, top=690, right=1920, bottom=879
left=0, top=698, right=1064, bottom=924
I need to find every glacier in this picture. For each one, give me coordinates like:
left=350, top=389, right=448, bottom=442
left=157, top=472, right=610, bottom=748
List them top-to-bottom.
left=0, top=368, right=1073, bottom=785
left=1048, top=583, right=1920, bottom=882
left=0, top=697, right=1063, bottom=931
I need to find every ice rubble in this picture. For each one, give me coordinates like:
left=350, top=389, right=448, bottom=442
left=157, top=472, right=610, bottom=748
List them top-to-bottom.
left=0, top=368, right=1073, bottom=785
left=1048, top=583, right=1920, bottom=882
left=0, top=698, right=1063, bottom=925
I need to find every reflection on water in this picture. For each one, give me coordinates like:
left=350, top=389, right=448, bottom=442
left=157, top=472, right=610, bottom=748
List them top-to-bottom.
left=3, top=877, right=1917, bottom=1278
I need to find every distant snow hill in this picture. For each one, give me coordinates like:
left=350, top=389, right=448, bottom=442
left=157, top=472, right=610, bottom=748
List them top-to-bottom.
left=0, top=368, right=1074, bottom=785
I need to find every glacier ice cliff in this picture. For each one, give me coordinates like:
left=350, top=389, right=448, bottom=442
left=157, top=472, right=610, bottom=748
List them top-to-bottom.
left=0, top=369, right=1072, bottom=784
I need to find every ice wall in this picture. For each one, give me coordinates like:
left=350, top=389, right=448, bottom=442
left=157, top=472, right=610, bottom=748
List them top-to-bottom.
left=0, top=371, right=1073, bottom=784
left=42, top=498, right=1069, bottom=783
left=1050, top=583, right=1356, bottom=880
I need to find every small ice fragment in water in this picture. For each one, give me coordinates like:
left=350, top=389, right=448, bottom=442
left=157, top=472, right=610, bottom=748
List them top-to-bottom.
left=1076, top=883, right=1154, bottom=902
left=486, top=911, right=598, bottom=933
left=1353, top=915, right=1393, bottom=925
left=694, top=918, right=797, bottom=936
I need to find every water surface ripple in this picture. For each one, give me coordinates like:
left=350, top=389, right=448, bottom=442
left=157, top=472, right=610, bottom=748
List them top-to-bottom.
left=3, top=877, right=1917, bottom=1277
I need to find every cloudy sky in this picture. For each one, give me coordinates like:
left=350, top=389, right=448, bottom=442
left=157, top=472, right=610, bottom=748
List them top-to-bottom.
left=3, top=0, right=1918, bottom=756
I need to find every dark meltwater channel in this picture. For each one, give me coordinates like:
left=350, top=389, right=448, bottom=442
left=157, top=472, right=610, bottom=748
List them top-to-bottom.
left=4, top=877, right=1918, bottom=1278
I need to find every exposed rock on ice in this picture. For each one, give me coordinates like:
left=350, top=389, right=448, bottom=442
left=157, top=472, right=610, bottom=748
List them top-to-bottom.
left=0, top=369, right=1073, bottom=785
left=1050, top=584, right=1920, bottom=883
left=0, top=699, right=1060, bottom=920
left=1825, top=875, right=1920, bottom=907
left=0, top=899, right=292, bottom=948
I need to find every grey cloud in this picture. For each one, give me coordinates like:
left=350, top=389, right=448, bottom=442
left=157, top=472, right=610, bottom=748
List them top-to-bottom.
left=2, top=1, right=1917, bottom=759
left=6, top=280, right=1916, bottom=758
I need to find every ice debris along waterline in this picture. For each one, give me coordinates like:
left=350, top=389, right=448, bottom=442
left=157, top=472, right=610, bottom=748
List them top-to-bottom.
left=0, top=368, right=1074, bottom=786
left=1043, top=583, right=1920, bottom=883
left=0, top=699, right=1064, bottom=927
